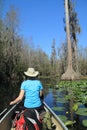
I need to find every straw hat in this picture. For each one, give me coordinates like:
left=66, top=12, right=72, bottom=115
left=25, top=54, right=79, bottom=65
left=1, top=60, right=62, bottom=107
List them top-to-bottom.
left=24, top=68, right=39, bottom=77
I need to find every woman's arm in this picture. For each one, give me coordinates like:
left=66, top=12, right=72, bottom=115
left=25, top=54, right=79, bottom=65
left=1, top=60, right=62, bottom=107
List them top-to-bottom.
left=10, top=89, right=24, bottom=105
left=40, top=90, right=44, bottom=100
left=40, top=90, right=43, bottom=97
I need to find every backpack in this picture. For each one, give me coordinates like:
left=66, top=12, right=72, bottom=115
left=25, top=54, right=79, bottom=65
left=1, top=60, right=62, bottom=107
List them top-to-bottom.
left=12, top=109, right=42, bottom=130
left=12, top=110, right=28, bottom=130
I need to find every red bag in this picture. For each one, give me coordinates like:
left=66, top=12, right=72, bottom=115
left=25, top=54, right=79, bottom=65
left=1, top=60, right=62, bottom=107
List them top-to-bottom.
left=12, top=109, right=42, bottom=130
left=12, top=110, right=28, bottom=130
left=15, top=113, right=28, bottom=130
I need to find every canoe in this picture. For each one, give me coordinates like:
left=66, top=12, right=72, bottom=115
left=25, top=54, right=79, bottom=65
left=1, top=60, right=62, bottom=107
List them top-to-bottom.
left=0, top=101, right=68, bottom=130
left=0, top=102, right=21, bottom=130
left=44, top=102, right=68, bottom=130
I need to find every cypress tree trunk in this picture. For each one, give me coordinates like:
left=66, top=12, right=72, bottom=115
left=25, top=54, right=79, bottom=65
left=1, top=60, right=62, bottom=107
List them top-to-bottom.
left=61, top=0, right=80, bottom=80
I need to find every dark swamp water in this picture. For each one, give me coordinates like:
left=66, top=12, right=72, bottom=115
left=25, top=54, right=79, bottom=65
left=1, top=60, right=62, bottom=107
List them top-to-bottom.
left=0, top=86, right=87, bottom=130
left=44, top=88, right=87, bottom=130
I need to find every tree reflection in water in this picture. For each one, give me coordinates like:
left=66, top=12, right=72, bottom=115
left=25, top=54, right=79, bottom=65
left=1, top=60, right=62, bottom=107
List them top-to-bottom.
left=0, top=82, right=19, bottom=112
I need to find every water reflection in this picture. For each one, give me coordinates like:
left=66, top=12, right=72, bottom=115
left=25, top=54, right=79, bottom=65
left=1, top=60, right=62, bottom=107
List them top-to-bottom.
left=0, top=82, right=19, bottom=112
left=44, top=88, right=87, bottom=130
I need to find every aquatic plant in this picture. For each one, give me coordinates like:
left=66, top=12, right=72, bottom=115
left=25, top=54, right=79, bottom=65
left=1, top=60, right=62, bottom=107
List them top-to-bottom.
left=82, top=120, right=87, bottom=127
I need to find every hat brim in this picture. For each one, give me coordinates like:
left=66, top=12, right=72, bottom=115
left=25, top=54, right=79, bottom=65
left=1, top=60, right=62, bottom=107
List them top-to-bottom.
left=24, top=71, right=39, bottom=77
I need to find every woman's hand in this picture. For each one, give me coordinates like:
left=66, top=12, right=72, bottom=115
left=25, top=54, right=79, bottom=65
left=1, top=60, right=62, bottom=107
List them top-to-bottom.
left=9, top=89, right=24, bottom=105
left=9, top=101, right=14, bottom=105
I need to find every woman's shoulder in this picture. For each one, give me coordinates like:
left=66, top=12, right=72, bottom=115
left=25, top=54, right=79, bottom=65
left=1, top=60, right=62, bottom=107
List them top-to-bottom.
left=22, top=79, right=41, bottom=84
left=22, top=80, right=29, bottom=84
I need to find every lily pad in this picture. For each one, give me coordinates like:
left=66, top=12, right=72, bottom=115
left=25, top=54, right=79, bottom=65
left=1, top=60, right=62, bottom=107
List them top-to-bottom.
left=53, top=95, right=58, bottom=98
left=56, top=97, right=68, bottom=103
left=52, top=106, right=64, bottom=111
left=75, top=108, right=87, bottom=116
left=58, top=115, right=68, bottom=123
left=65, top=120, right=76, bottom=126
left=82, top=120, right=87, bottom=127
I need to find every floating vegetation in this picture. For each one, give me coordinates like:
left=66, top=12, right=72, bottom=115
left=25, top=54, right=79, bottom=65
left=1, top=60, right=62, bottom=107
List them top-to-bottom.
left=50, top=80, right=87, bottom=129
left=59, top=80, right=87, bottom=88
left=53, top=95, right=58, bottom=98
left=56, top=97, right=68, bottom=103
left=72, top=103, right=79, bottom=111
left=52, top=106, right=64, bottom=111
left=75, top=108, right=87, bottom=116
left=58, top=115, right=68, bottom=123
left=58, top=115, right=76, bottom=126
left=65, top=120, right=76, bottom=126
left=82, top=120, right=87, bottom=127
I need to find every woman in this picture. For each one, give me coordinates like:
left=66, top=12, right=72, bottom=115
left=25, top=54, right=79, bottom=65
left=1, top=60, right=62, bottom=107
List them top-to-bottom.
left=10, top=67, right=44, bottom=130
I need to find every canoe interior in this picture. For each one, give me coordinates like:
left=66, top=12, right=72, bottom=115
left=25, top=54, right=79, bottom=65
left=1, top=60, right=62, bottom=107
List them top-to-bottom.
left=0, top=101, right=68, bottom=130
left=0, top=102, right=22, bottom=130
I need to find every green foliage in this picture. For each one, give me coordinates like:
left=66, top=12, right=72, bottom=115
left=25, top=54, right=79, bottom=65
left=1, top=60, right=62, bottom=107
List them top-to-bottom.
left=0, top=0, right=87, bottom=88
left=59, top=80, right=87, bottom=104
left=59, top=80, right=87, bottom=88
left=56, top=97, right=68, bottom=103
left=72, top=103, right=78, bottom=111
left=52, top=106, right=64, bottom=111
left=75, top=108, right=87, bottom=116
left=58, top=115, right=68, bottom=123
left=59, top=115, right=76, bottom=127
left=65, top=120, right=76, bottom=126
left=82, top=120, right=87, bottom=127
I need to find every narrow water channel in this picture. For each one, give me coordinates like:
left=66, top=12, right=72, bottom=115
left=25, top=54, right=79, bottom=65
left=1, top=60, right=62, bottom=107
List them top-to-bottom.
left=0, top=86, right=87, bottom=130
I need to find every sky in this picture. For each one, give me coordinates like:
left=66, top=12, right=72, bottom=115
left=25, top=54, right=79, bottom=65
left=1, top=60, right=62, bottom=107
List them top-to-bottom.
left=3, top=0, right=87, bottom=56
